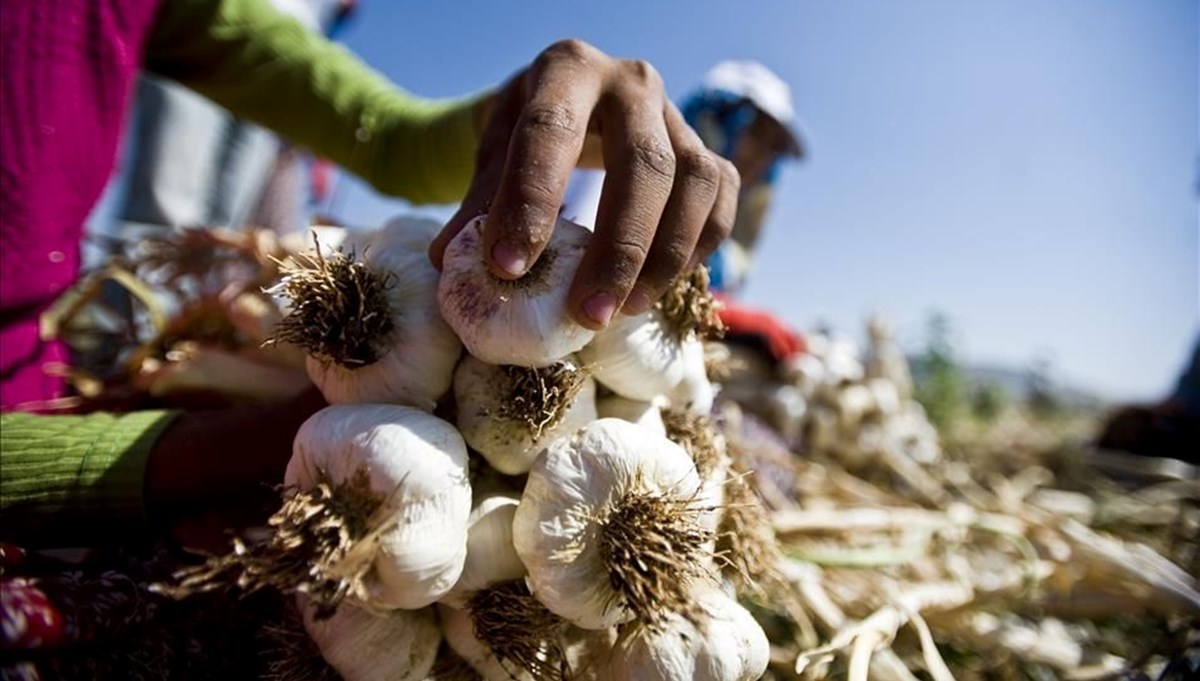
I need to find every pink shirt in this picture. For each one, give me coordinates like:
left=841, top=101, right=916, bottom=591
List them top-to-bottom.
left=1, top=0, right=160, bottom=410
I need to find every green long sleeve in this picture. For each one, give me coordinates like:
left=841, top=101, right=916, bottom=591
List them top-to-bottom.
left=144, top=0, right=484, bottom=205
left=0, top=411, right=181, bottom=546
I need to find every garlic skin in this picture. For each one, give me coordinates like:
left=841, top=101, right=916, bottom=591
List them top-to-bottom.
left=438, top=214, right=595, bottom=367
left=306, top=218, right=462, bottom=411
left=578, top=309, right=685, bottom=400
left=667, top=337, right=716, bottom=415
left=454, top=356, right=598, bottom=475
left=596, top=395, right=667, bottom=437
left=287, top=404, right=471, bottom=610
left=512, top=418, right=718, bottom=630
left=441, top=494, right=526, bottom=609
left=608, top=588, right=769, bottom=681
left=299, top=594, right=440, bottom=681
left=440, top=604, right=536, bottom=681
left=564, top=627, right=619, bottom=681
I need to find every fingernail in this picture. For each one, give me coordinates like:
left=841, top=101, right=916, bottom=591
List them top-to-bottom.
left=491, top=241, right=527, bottom=277
left=622, top=288, right=652, bottom=315
left=582, top=291, right=618, bottom=326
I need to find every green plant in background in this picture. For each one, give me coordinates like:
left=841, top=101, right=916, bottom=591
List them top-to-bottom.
left=914, top=311, right=966, bottom=429
left=1025, top=353, right=1063, bottom=418
left=971, top=380, right=1008, bottom=422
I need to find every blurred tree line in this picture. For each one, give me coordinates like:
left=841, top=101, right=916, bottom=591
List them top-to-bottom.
left=912, top=312, right=1067, bottom=429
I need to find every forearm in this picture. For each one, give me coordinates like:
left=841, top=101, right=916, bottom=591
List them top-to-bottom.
left=145, top=0, right=484, bottom=204
left=144, top=388, right=325, bottom=518
left=0, top=389, right=324, bottom=547
left=0, top=410, right=181, bottom=546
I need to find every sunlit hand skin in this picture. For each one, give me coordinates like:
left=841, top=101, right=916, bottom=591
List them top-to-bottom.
left=429, top=39, right=740, bottom=330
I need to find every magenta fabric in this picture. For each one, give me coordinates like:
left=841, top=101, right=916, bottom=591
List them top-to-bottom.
left=1, top=1, right=160, bottom=410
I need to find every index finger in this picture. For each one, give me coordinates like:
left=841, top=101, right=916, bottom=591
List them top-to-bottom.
left=483, top=40, right=606, bottom=280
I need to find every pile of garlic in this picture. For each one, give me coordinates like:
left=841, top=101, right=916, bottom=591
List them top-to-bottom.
left=247, top=215, right=773, bottom=681
left=720, top=314, right=941, bottom=481
left=791, top=317, right=942, bottom=471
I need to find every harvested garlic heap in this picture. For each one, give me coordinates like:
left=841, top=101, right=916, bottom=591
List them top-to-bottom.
left=174, top=214, right=778, bottom=681
left=786, top=316, right=942, bottom=478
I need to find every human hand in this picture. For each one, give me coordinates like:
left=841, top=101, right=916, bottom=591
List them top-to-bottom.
left=429, top=40, right=740, bottom=330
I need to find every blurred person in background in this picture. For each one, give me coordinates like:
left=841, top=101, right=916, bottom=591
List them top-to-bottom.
left=112, top=0, right=358, bottom=237
left=680, top=60, right=804, bottom=298
left=681, top=61, right=811, bottom=378
left=1096, top=338, right=1200, bottom=468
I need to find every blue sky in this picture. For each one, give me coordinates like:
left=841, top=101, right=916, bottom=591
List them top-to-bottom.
left=330, top=1, right=1195, bottom=400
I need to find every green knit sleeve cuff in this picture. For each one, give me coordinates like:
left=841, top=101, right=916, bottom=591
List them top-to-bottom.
left=372, top=93, right=484, bottom=205
left=0, top=410, right=181, bottom=546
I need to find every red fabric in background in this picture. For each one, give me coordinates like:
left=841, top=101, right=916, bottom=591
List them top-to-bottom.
left=718, top=299, right=806, bottom=363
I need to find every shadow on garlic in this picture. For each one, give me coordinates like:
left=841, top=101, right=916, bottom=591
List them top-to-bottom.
left=438, top=215, right=594, bottom=367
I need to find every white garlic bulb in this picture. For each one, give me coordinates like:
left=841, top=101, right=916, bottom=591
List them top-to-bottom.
left=438, top=214, right=595, bottom=367
left=274, top=217, right=462, bottom=411
left=578, top=309, right=686, bottom=400
left=667, top=337, right=716, bottom=416
left=782, top=352, right=826, bottom=399
left=454, top=355, right=598, bottom=475
left=866, top=376, right=901, bottom=417
left=835, top=383, right=875, bottom=430
left=595, top=395, right=667, bottom=436
left=287, top=404, right=472, bottom=610
left=513, top=419, right=719, bottom=630
left=441, top=494, right=526, bottom=608
left=608, top=587, right=769, bottom=681
left=298, top=594, right=441, bottom=681
left=440, top=604, right=540, bottom=681
left=563, top=626, right=619, bottom=681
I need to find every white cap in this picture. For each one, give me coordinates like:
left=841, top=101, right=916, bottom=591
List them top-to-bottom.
left=702, top=60, right=804, bottom=157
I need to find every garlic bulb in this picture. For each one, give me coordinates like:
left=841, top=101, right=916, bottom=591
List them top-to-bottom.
left=438, top=214, right=594, bottom=367
left=272, top=217, right=462, bottom=411
left=580, top=266, right=724, bottom=404
left=578, top=309, right=686, bottom=400
left=667, top=336, right=716, bottom=416
left=783, top=352, right=826, bottom=399
left=454, top=356, right=597, bottom=475
left=866, top=376, right=901, bottom=417
left=835, top=383, right=875, bottom=430
left=595, top=395, right=667, bottom=436
left=286, top=404, right=471, bottom=610
left=513, top=419, right=719, bottom=630
left=441, top=494, right=526, bottom=608
left=442, top=579, right=569, bottom=680
left=608, top=587, right=769, bottom=681
left=298, top=594, right=441, bottom=681
left=440, top=604, right=528, bottom=681
left=563, top=627, right=619, bottom=681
